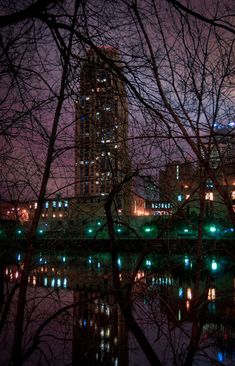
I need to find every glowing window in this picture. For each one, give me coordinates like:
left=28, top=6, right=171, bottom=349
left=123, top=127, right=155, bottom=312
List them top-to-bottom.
left=176, top=165, right=179, bottom=180
left=205, top=192, right=214, bottom=201
left=177, top=194, right=183, bottom=202
left=187, top=288, right=192, bottom=300
left=208, top=288, right=216, bottom=300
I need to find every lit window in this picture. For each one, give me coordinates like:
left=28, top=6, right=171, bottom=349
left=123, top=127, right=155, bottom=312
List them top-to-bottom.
left=176, top=165, right=179, bottom=180
left=232, top=191, right=235, bottom=200
left=205, top=192, right=214, bottom=201
left=177, top=194, right=183, bottom=202
left=64, top=200, right=68, bottom=207
left=45, top=201, right=49, bottom=209
left=52, top=201, right=56, bottom=208
left=58, top=201, right=62, bottom=208
left=34, top=202, right=38, bottom=209
left=33, top=276, right=36, bottom=286
left=187, top=288, right=192, bottom=300
left=208, top=288, right=216, bottom=300
left=186, top=300, right=190, bottom=310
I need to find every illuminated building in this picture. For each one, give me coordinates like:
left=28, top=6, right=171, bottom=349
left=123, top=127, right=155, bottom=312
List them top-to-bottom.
left=75, top=47, right=129, bottom=207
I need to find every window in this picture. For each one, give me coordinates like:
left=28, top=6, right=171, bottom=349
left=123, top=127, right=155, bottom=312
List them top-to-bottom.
left=176, top=165, right=179, bottom=180
left=206, top=179, right=214, bottom=189
left=231, top=191, right=235, bottom=200
left=205, top=192, right=214, bottom=201
left=177, top=194, right=183, bottom=202
left=45, top=201, right=49, bottom=209
left=52, top=201, right=56, bottom=208
left=187, top=288, right=192, bottom=300
left=208, top=288, right=216, bottom=301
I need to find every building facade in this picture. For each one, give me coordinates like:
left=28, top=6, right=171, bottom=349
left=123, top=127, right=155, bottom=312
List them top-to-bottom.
left=75, top=47, right=129, bottom=205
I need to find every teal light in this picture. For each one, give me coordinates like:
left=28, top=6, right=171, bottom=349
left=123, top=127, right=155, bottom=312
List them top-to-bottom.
left=177, top=194, right=183, bottom=202
left=97, top=221, right=101, bottom=226
left=209, top=226, right=216, bottom=233
left=117, top=227, right=122, bottom=233
left=144, top=227, right=151, bottom=233
left=88, top=228, right=93, bottom=234
left=184, top=228, right=189, bottom=233
left=17, top=229, right=22, bottom=235
left=39, top=229, right=43, bottom=234
left=62, top=256, right=66, bottom=263
left=88, top=256, right=92, bottom=264
left=184, top=256, right=190, bottom=267
left=117, top=257, right=122, bottom=267
left=146, top=259, right=152, bottom=267
left=211, top=259, right=218, bottom=271
left=63, top=278, right=67, bottom=288
left=179, top=287, right=183, bottom=297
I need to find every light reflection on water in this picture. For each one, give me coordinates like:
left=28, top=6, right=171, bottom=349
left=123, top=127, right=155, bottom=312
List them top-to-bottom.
left=3, top=252, right=235, bottom=365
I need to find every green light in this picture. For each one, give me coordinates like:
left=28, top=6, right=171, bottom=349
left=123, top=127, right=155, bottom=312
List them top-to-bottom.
left=97, top=221, right=101, bottom=226
left=209, top=226, right=216, bottom=233
left=144, top=227, right=151, bottom=233
left=88, top=228, right=93, bottom=234
left=117, top=228, right=122, bottom=233
left=184, top=228, right=189, bottom=233
left=39, top=229, right=43, bottom=234
left=17, top=230, right=22, bottom=235
left=211, top=259, right=217, bottom=271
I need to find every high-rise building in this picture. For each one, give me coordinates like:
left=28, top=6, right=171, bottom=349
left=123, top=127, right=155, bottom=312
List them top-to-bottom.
left=75, top=47, right=129, bottom=204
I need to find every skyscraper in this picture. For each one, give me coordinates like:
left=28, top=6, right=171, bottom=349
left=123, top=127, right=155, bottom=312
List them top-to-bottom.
left=75, top=47, right=129, bottom=204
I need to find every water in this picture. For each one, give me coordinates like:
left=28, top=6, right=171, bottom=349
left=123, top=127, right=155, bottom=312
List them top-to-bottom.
left=1, top=251, right=235, bottom=365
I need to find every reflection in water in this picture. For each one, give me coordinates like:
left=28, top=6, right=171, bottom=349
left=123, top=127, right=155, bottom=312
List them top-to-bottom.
left=2, top=252, right=235, bottom=365
left=73, top=289, right=127, bottom=365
